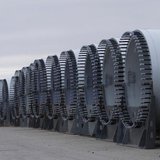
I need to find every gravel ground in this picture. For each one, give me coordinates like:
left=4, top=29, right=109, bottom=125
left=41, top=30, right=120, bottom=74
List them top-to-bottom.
left=0, top=127, right=159, bottom=160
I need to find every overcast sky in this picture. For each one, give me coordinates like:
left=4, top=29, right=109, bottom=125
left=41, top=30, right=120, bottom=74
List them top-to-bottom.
left=0, top=0, right=160, bottom=83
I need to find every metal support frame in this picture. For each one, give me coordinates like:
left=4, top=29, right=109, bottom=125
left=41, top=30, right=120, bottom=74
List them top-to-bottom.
left=0, top=80, right=9, bottom=126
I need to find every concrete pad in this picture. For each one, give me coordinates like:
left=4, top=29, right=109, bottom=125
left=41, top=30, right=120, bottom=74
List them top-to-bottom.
left=0, top=127, right=159, bottom=160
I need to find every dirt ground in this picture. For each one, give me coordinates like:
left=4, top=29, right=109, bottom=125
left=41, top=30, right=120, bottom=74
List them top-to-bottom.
left=0, top=127, right=159, bottom=160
